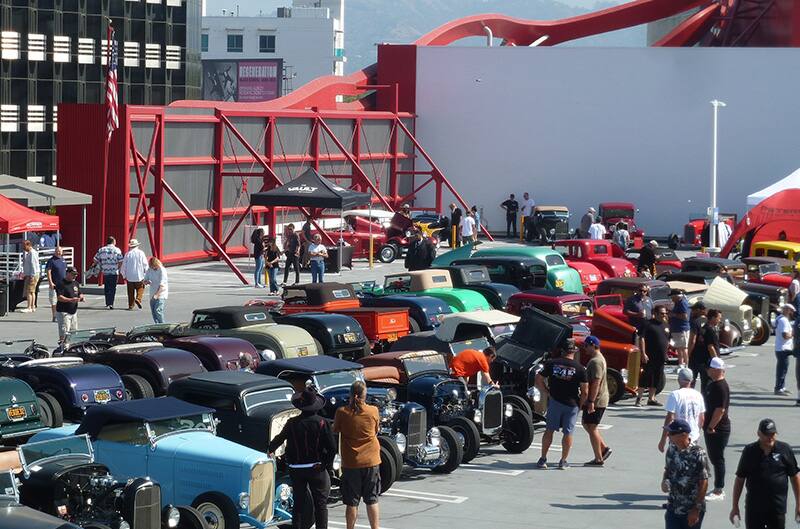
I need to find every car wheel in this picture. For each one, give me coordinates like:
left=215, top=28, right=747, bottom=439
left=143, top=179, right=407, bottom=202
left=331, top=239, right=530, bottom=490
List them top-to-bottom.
left=378, top=244, right=398, bottom=263
left=750, top=316, right=770, bottom=346
left=408, top=317, right=422, bottom=334
left=728, top=320, right=745, bottom=348
left=606, top=369, right=626, bottom=404
left=122, top=374, right=155, bottom=400
left=36, top=392, right=63, bottom=428
left=504, top=395, right=534, bottom=419
left=501, top=407, right=535, bottom=454
left=447, top=416, right=481, bottom=463
left=430, top=425, right=463, bottom=474
left=378, top=435, right=404, bottom=482
left=378, top=445, right=397, bottom=494
left=192, top=492, right=239, bottom=529
left=176, top=506, right=210, bottom=529
left=83, top=524, right=113, bottom=529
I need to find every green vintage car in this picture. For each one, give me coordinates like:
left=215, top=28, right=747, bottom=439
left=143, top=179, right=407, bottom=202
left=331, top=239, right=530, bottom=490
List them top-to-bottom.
left=472, top=246, right=583, bottom=294
left=364, top=270, right=492, bottom=313
left=127, top=306, right=319, bottom=360
left=0, top=377, right=47, bottom=445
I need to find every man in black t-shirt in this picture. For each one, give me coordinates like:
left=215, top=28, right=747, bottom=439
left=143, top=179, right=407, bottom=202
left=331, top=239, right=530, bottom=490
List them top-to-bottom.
left=500, top=194, right=520, bottom=238
left=449, top=203, right=463, bottom=248
left=55, top=267, right=84, bottom=342
left=637, top=307, right=670, bottom=407
left=690, top=309, right=721, bottom=392
left=534, top=340, right=588, bottom=470
left=703, top=357, right=731, bottom=501
left=730, top=419, right=800, bottom=529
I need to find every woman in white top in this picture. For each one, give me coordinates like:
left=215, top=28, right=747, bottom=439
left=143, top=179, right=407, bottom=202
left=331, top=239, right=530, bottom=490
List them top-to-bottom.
left=307, top=234, right=329, bottom=284
left=143, top=256, right=168, bottom=324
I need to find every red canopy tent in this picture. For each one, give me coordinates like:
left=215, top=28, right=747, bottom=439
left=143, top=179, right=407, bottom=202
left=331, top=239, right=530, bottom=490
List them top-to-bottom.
left=721, top=189, right=800, bottom=257
left=0, top=194, right=60, bottom=234
left=1, top=194, right=60, bottom=315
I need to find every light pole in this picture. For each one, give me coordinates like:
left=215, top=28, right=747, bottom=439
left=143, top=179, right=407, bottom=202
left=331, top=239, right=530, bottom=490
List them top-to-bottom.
left=709, top=99, right=726, bottom=251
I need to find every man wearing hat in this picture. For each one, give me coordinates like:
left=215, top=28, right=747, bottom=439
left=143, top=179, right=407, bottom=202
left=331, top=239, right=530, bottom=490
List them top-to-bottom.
left=579, top=206, right=595, bottom=239
left=404, top=229, right=436, bottom=272
left=121, top=239, right=148, bottom=310
left=637, top=240, right=658, bottom=278
left=55, top=267, right=85, bottom=341
left=670, top=288, right=692, bottom=368
left=774, top=303, right=795, bottom=397
left=581, top=336, right=611, bottom=466
left=703, top=357, right=731, bottom=502
left=659, top=367, right=705, bottom=454
left=268, top=387, right=336, bottom=529
left=662, top=418, right=710, bottom=528
left=730, top=419, right=800, bottom=529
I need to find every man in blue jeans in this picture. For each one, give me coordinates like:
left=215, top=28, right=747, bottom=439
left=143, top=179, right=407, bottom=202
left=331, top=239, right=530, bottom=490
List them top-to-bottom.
left=307, top=234, right=328, bottom=284
left=534, top=340, right=588, bottom=470
left=663, top=419, right=710, bottom=529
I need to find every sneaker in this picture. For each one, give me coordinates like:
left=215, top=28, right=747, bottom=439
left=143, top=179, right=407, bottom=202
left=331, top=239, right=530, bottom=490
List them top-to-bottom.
left=19, top=308, right=32, bottom=313
left=634, top=398, right=643, bottom=407
left=647, top=399, right=663, bottom=406
left=795, top=400, right=800, bottom=407
left=602, top=447, right=613, bottom=461
left=536, top=457, right=547, bottom=469
left=584, top=459, right=604, bottom=467
left=558, top=460, right=570, bottom=470
left=706, top=490, right=725, bottom=501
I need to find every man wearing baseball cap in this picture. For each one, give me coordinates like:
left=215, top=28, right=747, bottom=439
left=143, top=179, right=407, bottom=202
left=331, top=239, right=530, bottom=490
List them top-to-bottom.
left=54, top=266, right=85, bottom=342
left=581, top=336, right=611, bottom=466
left=703, top=357, right=730, bottom=501
left=658, top=367, right=705, bottom=454
left=662, top=419, right=710, bottom=528
left=731, top=419, right=800, bottom=529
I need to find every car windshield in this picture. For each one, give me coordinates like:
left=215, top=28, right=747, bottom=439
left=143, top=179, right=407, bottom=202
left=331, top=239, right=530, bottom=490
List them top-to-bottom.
left=602, top=208, right=634, bottom=219
left=544, top=254, right=566, bottom=267
left=759, top=263, right=781, bottom=275
left=384, top=275, right=411, bottom=292
left=562, top=300, right=593, bottom=316
left=490, top=324, right=516, bottom=338
left=64, top=327, right=117, bottom=345
left=449, top=336, right=492, bottom=356
left=402, top=354, right=449, bottom=377
left=314, top=370, right=363, bottom=392
left=243, top=387, right=294, bottom=411
left=147, top=413, right=214, bottom=439
left=19, top=435, right=93, bottom=470
left=0, top=470, right=16, bottom=499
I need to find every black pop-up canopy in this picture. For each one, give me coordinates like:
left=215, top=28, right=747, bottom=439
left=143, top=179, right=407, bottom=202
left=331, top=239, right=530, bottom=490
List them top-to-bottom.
left=250, top=168, right=371, bottom=210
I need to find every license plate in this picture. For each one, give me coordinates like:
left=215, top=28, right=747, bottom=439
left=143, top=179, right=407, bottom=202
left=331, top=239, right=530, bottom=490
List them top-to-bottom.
left=555, top=279, right=565, bottom=288
left=386, top=332, right=398, bottom=342
left=343, top=333, right=357, bottom=344
left=298, top=346, right=309, bottom=357
left=94, top=390, right=111, bottom=404
left=7, top=406, right=26, bottom=421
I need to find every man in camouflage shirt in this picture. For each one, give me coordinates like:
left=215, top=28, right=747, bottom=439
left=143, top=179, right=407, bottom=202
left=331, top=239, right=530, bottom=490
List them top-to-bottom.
left=662, top=419, right=710, bottom=529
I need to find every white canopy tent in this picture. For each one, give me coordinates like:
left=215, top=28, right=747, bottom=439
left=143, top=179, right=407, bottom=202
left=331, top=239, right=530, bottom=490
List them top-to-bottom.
left=747, top=167, right=800, bottom=207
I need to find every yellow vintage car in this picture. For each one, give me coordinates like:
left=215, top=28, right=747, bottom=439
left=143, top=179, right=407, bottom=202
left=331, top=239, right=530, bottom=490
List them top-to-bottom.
left=751, top=241, right=800, bottom=271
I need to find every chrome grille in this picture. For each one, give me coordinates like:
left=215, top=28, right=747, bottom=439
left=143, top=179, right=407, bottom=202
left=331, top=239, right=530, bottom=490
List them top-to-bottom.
left=482, top=390, right=503, bottom=432
left=406, top=408, right=426, bottom=448
left=250, top=460, right=275, bottom=523
left=133, top=484, right=161, bottom=529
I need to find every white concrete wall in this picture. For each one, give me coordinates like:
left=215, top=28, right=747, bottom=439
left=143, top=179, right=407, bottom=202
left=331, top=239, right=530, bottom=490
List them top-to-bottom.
left=202, top=14, right=335, bottom=89
left=414, top=46, right=800, bottom=236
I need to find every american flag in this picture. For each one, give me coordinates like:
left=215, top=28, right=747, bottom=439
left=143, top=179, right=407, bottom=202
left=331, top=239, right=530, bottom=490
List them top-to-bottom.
left=105, top=25, right=119, bottom=140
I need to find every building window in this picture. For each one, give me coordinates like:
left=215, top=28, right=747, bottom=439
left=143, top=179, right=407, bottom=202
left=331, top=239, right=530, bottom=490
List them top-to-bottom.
left=1, top=31, right=20, bottom=60
left=201, top=33, right=208, bottom=52
left=28, top=34, right=46, bottom=61
left=227, top=34, right=243, bottom=53
left=259, top=35, right=276, bottom=53
left=53, top=36, right=71, bottom=63
left=78, top=38, right=94, bottom=64
left=123, top=41, right=140, bottom=67
left=145, top=43, right=160, bottom=68
left=165, top=45, right=180, bottom=69
left=0, top=105, right=19, bottom=132
left=27, top=106, right=46, bottom=132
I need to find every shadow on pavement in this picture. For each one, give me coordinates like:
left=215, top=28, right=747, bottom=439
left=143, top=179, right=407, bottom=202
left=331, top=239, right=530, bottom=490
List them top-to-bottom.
left=552, top=493, right=665, bottom=511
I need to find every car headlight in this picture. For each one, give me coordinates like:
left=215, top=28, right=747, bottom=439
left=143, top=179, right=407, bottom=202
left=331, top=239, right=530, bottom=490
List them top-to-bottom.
left=549, top=228, right=556, bottom=235
left=624, top=269, right=631, bottom=277
left=779, top=295, right=786, bottom=306
left=261, top=349, right=276, bottom=361
left=621, top=369, right=629, bottom=384
left=527, top=386, right=541, bottom=403
left=386, top=388, right=397, bottom=401
left=504, top=403, right=513, bottom=418
left=473, top=410, right=482, bottom=424
left=428, top=427, right=441, bottom=447
left=394, top=433, right=407, bottom=454
left=333, top=454, right=342, bottom=471
left=277, top=483, right=292, bottom=502
left=239, top=492, right=250, bottom=510
left=164, top=506, right=180, bottom=528
left=116, top=521, right=131, bottom=529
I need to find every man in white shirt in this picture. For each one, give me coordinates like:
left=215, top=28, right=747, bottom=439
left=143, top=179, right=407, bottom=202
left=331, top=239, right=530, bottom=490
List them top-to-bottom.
left=460, top=212, right=476, bottom=242
left=588, top=217, right=607, bottom=240
left=307, top=234, right=328, bottom=284
left=93, top=236, right=123, bottom=309
left=121, top=239, right=149, bottom=310
left=789, top=270, right=800, bottom=303
left=774, top=304, right=795, bottom=396
left=658, top=367, right=706, bottom=452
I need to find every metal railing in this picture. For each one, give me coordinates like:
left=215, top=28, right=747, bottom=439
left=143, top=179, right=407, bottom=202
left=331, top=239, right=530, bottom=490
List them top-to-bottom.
left=0, top=247, right=74, bottom=280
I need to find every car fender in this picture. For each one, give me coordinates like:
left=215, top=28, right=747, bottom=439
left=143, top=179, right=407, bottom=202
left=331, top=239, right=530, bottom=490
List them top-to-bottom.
left=558, top=263, right=595, bottom=294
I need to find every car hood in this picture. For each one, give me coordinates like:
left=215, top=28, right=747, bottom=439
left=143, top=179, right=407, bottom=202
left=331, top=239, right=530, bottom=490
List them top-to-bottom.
left=703, top=277, right=748, bottom=311
left=422, top=288, right=491, bottom=311
left=58, top=364, right=125, bottom=392
left=0, top=377, right=37, bottom=405
left=155, top=431, right=269, bottom=467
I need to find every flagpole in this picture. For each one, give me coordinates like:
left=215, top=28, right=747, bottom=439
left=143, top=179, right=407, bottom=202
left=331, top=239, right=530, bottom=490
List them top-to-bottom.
left=100, top=19, right=113, bottom=257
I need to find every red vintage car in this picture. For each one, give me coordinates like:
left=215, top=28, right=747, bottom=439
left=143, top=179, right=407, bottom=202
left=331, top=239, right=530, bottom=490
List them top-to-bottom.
left=598, top=201, right=645, bottom=248
left=681, top=214, right=737, bottom=247
left=554, top=239, right=638, bottom=281
left=625, top=247, right=683, bottom=276
left=741, top=256, right=793, bottom=288
left=506, top=288, right=594, bottom=327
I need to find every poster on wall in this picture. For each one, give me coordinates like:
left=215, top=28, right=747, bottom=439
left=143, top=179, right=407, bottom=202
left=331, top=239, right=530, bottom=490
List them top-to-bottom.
left=202, top=59, right=283, bottom=102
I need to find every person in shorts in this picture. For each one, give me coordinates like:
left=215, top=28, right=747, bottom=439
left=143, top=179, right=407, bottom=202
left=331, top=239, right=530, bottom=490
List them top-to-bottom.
left=21, top=240, right=39, bottom=313
left=55, top=267, right=84, bottom=341
left=670, top=288, right=691, bottom=368
left=638, top=306, right=670, bottom=407
left=581, top=336, right=611, bottom=467
left=534, top=339, right=588, bottom=470
left=333, top=380, right=381, bottom=529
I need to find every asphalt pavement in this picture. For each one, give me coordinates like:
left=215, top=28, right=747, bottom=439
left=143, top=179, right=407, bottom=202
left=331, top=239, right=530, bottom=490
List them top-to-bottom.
left=1, top=240, right=798, bottom=529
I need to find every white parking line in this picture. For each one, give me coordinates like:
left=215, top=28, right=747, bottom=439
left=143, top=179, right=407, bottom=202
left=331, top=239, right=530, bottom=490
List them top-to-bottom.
left=575, top=422, right=614, bottom=430
left=459, top=464, right=524, bottom=476
left=381, top=488, right=468, bottom=504
left=330, top=522, right=396, bottom=529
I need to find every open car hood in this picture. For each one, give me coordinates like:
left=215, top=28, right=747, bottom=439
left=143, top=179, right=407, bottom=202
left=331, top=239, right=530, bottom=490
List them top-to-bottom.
left=703, top=277, right=748, bottom=311
left=496, top=308, right=572, bottom=369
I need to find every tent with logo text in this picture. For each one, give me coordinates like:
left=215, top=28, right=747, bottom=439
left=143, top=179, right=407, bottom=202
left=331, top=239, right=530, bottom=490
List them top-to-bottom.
left=250, top=168, right=371, bottom=209
left=721, top=189, right=800, bottom=257
left=0, top=193, right=60, bottom=235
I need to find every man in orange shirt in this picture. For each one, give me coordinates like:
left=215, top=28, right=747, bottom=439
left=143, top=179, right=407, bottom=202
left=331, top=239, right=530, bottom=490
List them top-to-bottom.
left=450, top=347, right=498, bottom=387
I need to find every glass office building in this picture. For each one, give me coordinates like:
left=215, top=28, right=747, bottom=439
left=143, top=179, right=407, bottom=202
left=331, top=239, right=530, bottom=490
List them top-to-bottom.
left=0, top=0, right=202, bottom=184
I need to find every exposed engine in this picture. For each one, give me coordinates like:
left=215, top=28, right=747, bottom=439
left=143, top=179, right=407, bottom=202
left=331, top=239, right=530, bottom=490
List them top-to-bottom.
left=432, top=382, right=469, bottom=423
